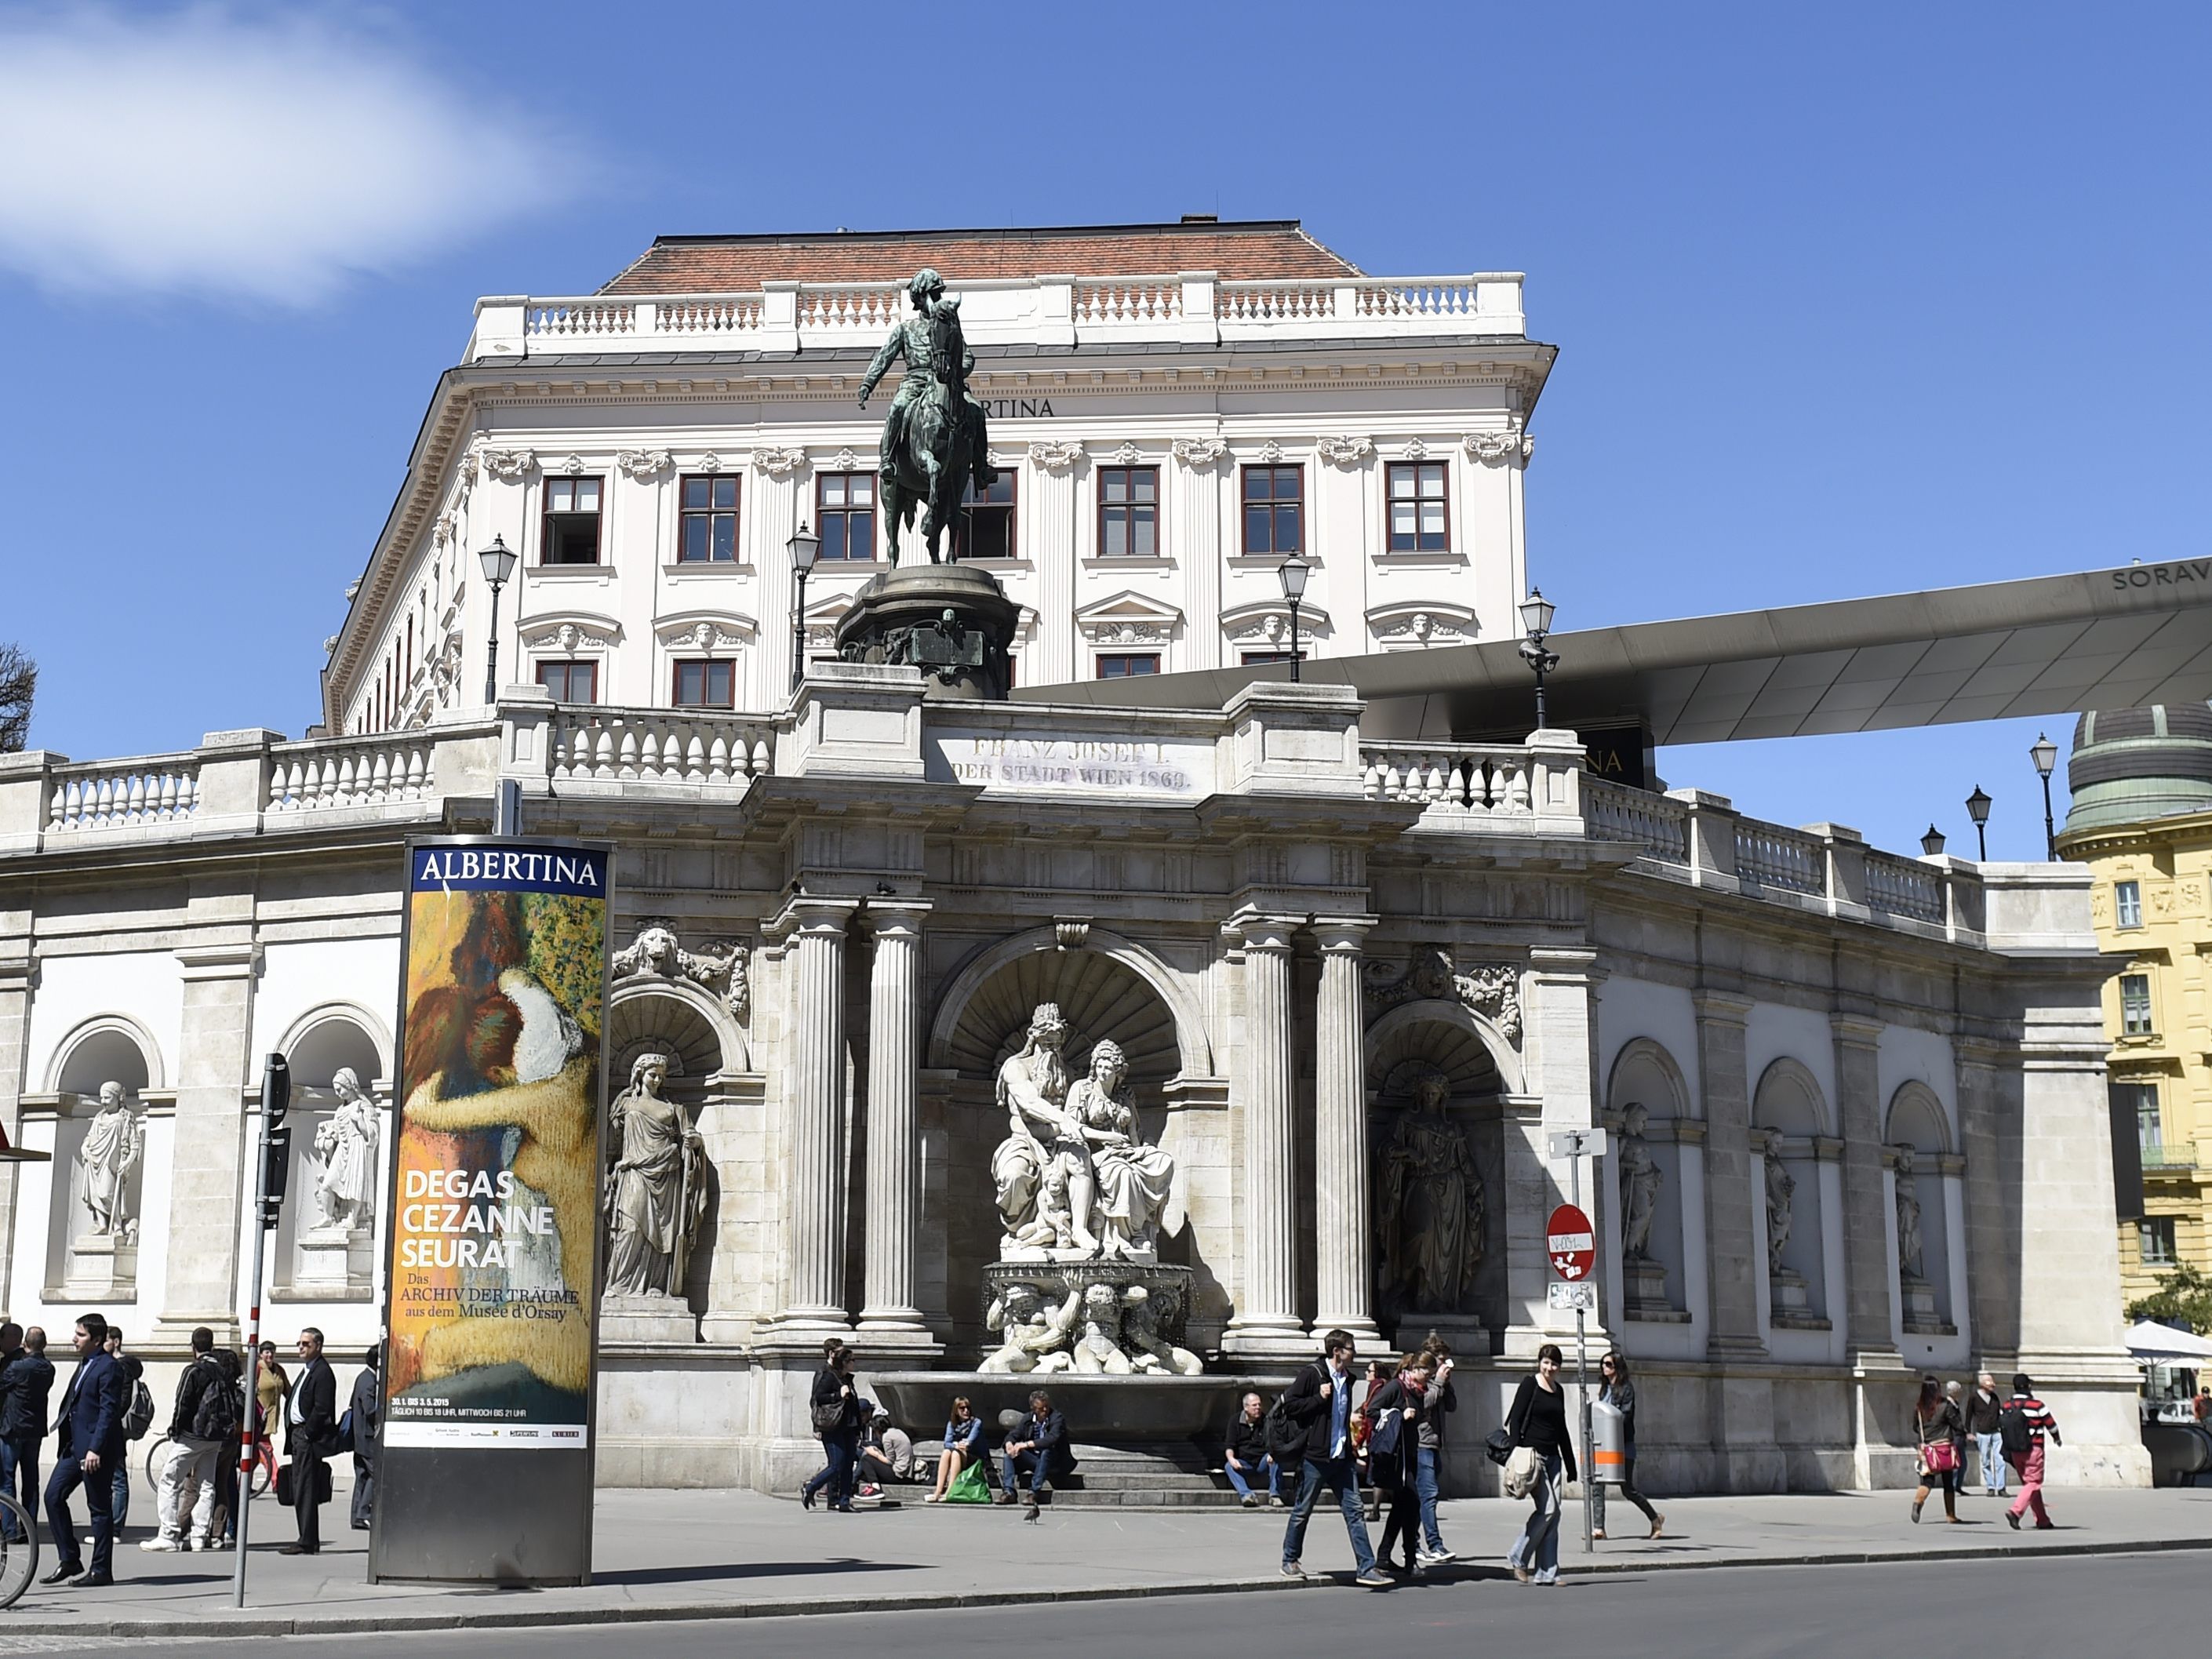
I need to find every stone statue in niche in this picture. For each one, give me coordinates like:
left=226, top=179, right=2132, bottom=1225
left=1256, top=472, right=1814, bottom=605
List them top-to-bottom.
left=991, top=1002, right=1093, bottom=1253
left=1068, top=1039, right=1175, bottom=1262
left=602, top=1053, right=708, bottom=1298
left=1376, top=1067, right=1486, bottom=1315
left=311, top=1068, right=380, bottom=1233
left=77, top=1082, right=144, bottom=1241
left=1618, top=1102, right=1663, bottom=1263
left=1893, top=1144, right=1926, bottom=1280
left=1763, top=1146, right=1795, bottom=1275
left=980, top=1281, right=1078, bottom=1373
left=1122, top=1284, right=1202, bottom=1375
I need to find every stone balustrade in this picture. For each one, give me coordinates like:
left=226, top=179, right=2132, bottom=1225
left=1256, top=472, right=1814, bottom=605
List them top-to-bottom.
left=469, top=270, right=1528, bottom=361
left=548, top=707, right=777, bottom=788
left=266, top=731, right=439, bottom=816
left=44, top=755, right=201, bottom=832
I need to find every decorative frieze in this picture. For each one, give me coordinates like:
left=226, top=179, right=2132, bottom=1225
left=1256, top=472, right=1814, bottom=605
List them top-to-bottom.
left=1464, top=427, right=1534, bottom=467
left=1315, top=434, right=1374, bottom=466
left=1169, top=436, right=1228, bottom=469
left=1028, top=439, right=1083, bottom=471
left=752, top=446, right=807, bottom=477
left=617, top=449, right=673, bottom=478
left=613, top=920, right=751, bottom=1021
left=1362, top=944, right=1523, bottom=1044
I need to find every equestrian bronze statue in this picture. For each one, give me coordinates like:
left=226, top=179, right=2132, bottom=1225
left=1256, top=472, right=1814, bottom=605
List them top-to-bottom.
left=859, top=267, right=998, bottom=565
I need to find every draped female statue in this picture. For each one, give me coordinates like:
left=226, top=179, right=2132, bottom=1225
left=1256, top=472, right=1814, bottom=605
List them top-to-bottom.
left=1068, top=1039, right=1175, bottom=1261
left=603, top=1053, right=706, bottom=1298
left=1377, top=1068, right=1485, bottom=1313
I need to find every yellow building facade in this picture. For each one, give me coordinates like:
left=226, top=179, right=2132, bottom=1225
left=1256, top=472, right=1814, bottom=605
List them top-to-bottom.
left=2059, top=706, right=2212, bottom=1305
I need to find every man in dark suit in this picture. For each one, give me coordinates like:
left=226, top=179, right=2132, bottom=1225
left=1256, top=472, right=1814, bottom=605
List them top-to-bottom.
left=42, top=1311, right=125, bottom=1586
left=0, top=1322, right=55, bottom=1542
left=283, top=1327, right=340, bottom=1555
left=346, top=1348, right=380, bottom=1530
left=997, top=1389, right=1074, bottom=1521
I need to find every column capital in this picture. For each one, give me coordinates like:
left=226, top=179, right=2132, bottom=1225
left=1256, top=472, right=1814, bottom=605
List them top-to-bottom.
left=768, top=893, right=859, bottom=939
left=863, top=899, right=933, bottom=937
left=1228, top=909, right=1302, bottom=955
left=1312, top=915, right=1378, bottom=955
left=176, top=940, right=263, bottom=981
left=1526, top=945, right=1600, bottom=984
left=1692, top=988, right=1755, bottom=1024
left=1830, top=1011, right=1884, bottom=1047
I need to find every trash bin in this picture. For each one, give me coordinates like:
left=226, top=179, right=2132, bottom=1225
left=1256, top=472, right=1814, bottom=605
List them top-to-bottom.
left=1591, top=1398, right=1627, bottom=1485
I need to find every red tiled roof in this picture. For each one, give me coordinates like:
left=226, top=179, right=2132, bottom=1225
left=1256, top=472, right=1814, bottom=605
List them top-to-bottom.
left=598, top=220, right=1361, bottom=293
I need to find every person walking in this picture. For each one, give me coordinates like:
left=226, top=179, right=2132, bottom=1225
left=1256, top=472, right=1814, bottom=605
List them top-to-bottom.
left=40, top=1312, right=125, bottom=1588
left=0, top=1323, right=53, bottom=1544
left=104, top=1326, right=146, bottom=1539
left=142, top=1326, right=225, bottom=1552
left=282, top=1328, right=340, bottom=1555
left=1279, top=1328, right=1392, bottom=1588
left=1413, top=1334, right=1459, bottom=1564
left=254, top=1341, right=290, bottom=1459
left=800, top=1341, right=865, bottom=1513
left=1504, top=1342, right=1577, bottom=1586
left=209, top=1348, right=244, bottom=1546
left=347, top=1348, right=380, bottom=1530
left=1591, top=1349, right=1664, bottom=1540
left=1366, top=1352, right=1429, bottom=1576
left=1968, top=1371, right=2007, bottom=1498
left=2003, top=1373, right=2061, bottom=1531
left=1910, top=1377, right=1966, bottom=1524
left=998, top=1389, right=1072, bottom=1520
left=1223, top=1390, right=1280, bottom=1508
left=926, top=1396, right=984, bottom=1502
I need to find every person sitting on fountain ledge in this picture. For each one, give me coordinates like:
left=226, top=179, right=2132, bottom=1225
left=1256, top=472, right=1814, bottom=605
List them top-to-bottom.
left=997, top=1389, right=1071, bottom=1520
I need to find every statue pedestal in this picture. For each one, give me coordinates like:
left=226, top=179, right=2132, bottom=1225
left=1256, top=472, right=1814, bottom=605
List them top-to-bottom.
left=834, top=562, right=1021, bottom=701
left=293, top=1224, right=373, bottom=1297
left=64, top=1232, right=137, bottom=1299
left=1621, top=1256, right=1686, bottom=1324
left=981, top=1261, right=1198, bottom=1372
left=1767, top=1266, right=1828, bottom=1330
left=1899, top=1275, right=1953, bottom=1336
left=599, top=1292, right=700, bottom=1345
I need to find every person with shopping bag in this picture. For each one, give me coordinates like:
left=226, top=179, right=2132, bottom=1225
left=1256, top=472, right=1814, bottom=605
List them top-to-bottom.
left=1502, top=1342, right=1577, bottom=1585
left=1362, top=1353, right=1430, bottom=1576
left=1910, top=1376, right=1966, bottom=1525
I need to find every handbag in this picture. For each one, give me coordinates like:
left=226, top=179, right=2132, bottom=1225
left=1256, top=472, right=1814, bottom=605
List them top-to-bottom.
left=810, top=1399, right=846, bottom=1435
left=1483, top=1427, right=1515, bottom=1467
left=1920, top=1439, right=1959, bottom=1474
left=1501, top=1444, right=1540, bottom=1499
left=275, top=1458, right=333, bottom=1508
left=944, top=1460, right=991, bottom=1504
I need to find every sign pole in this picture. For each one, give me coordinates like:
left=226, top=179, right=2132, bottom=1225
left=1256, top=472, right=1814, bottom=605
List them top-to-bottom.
left=233, top=1053, right=288, bottom=1609
left=1545, top=1130, right=1606, bottom=1558
left=1570, top=1148, right=1592, bottom=1555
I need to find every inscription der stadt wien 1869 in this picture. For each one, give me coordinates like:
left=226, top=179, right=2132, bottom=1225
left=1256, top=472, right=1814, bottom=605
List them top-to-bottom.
left=934, top=734, right=1211, bottom=798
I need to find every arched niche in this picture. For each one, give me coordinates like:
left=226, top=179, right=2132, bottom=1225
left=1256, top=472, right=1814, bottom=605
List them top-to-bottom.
left=926, top=927, right=1211, bottom=1079
left=1364, top=999, right=1523, bottom=1097
left=278, top=1003, right=390, bottom=1090
left=272, top=1006, right=390, bottom=1301
left=1364, top=1012, right=1505, bottom=1338
left=47, top=1014, right=163, bottom=1095
left=1607, top=1037, right=1693, bottom=1320
left=1754, top=1057, right=1832, bottom=1324
left=1886, top=1080, right=1957, bottom=1332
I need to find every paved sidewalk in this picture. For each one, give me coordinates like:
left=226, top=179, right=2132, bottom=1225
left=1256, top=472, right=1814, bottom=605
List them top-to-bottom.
left=10, top=1481, right=2210, bottom=1637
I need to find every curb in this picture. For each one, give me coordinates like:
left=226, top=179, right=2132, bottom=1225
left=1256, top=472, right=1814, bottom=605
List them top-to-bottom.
left=7, top=1532, right=2209, bottom=1637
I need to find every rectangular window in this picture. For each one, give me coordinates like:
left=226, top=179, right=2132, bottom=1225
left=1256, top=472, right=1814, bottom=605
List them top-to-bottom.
left=1385, top=460, right=1450, bottom=552
left=1241, top=465, right=1302, bottom=555
left=1098, top=466, right=1159, bottom=558
left=957, top=471, right=1017, bottom=561
left=817, top=472, right=877, bottom=562
left=679, top=474, right=740, bottom=562
left=541, top=477, right=603, bottom=565
left=1240, top=650, right=1302, bottom=666
left=1097, top=653, right=1161, bottom=679
left=672, top=659, right=734, bottom=708
left=536, top=660, right=598, bottom=704
left=2116, top=880, right=2144, bottom=930
left=2122, top=973, right=2155, bottom=1035
left=2118, top=1081, right=2164, bottom=1159
left=2140, top=1216, right=2178, bottom=1267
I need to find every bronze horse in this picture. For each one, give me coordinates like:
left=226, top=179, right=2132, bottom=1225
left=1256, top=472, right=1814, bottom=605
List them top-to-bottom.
left=881, top=297, right=977, bottom=566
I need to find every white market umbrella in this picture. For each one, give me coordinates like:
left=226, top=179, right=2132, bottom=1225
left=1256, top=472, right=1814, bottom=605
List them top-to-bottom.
left=2125, top=1319, right=2212, bottom=1362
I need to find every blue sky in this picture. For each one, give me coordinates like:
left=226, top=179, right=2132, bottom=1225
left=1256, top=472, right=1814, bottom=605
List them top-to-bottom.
left=2, top=2, right=2205, bottom=860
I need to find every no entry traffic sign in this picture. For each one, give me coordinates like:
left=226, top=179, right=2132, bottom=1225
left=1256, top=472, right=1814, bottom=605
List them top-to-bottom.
left=1547, top=1203, right=1596, bottom=1281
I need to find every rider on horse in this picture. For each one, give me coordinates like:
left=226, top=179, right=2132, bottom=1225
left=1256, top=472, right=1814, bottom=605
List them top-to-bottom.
left=859, top=268, right=998, bottom=496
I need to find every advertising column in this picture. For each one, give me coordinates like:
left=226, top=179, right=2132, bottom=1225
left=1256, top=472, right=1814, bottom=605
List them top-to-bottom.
left=369, top=837, right=613, bottom=1584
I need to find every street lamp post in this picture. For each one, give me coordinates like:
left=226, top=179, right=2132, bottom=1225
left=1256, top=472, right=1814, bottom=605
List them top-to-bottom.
left=787, top=521, right=821, bottom=693
left=477, top=534, right=517, bottom=705
left=1277, top=553, right=1310, bottom=682
left=1518, top=588, right=1560, bottom=731
left=2030, top=732, right=2059, bottom=860
left=1966, top=785, right=1992, bottom=861
left=1920, top=824, right=1948, bottom=857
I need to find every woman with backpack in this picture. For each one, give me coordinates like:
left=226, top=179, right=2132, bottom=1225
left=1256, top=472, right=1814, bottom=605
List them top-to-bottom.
left=800, top=1340, right=867, bottom=1512
left=1504, top=1342, right=1577, bottom=1585
left=1363, top=1352, right=1431, bottom=1576
left=1910, top=1376, right=1966, bottom=1524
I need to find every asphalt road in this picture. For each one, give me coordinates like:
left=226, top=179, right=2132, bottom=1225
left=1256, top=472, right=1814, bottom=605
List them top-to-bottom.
left=2, top=1550, right=2192, bottom=1659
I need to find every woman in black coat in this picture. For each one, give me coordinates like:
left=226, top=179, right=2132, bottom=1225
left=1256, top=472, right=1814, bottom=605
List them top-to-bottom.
left=800, top=1341, right=868, bottom=1512
left=1504, top=1342, right=1577, bottom=1585
left=1364, top=1352, right=1432, bottom=1574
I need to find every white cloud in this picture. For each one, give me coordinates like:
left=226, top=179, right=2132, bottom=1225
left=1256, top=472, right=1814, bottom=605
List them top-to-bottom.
left=0, top=6, right=571, bottom=304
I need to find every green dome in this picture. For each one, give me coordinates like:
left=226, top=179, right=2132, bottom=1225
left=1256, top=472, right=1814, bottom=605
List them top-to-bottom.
left=2062, top=704, right=2212, bottom=839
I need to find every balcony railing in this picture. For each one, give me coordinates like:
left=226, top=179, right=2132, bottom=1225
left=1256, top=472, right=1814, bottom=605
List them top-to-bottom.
left=471, top=271, right=1529, bottom=362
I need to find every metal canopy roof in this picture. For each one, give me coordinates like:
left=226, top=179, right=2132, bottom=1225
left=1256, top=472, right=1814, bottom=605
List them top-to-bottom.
left=1021, top=561, right=2212, bottom=744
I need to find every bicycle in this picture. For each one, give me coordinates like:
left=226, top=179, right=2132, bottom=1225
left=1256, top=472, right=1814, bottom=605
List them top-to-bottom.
left=143, top=1432, right=274, bottom=1499
left=0, top=1490, right=37, bottom=1609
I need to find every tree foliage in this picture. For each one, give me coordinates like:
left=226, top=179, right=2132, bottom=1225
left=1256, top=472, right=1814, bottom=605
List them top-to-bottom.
left=0, top=642, right=32, bottom=752
left=2127, top=1263, right=2212, bottom=1333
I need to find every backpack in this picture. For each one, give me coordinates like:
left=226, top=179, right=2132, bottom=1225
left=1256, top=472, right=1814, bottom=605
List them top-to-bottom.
left=1264, top=1366, right=1320, bottom=1461
left=192, top=1367, right=244, bottom=1443
left=122, top=1377, right=157, bottom=1442
left=1999, top=1405, right=2032, bottom=1461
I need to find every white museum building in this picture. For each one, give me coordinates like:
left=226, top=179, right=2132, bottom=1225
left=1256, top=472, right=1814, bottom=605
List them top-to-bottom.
left=0, top=220, right=2153, bottom=1499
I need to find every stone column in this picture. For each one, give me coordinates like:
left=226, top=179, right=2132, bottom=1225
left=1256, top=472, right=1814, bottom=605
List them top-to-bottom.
left=773, top=899, right=855, bottom=1336
left=857, top=904, right=938, bottom=1353
left=1225, top=915, right=1306, bottom=1356
left=1312, top=919, right=1379, bottom=1344
left=155, top=940, right=260, bottom=1348
left=0, top=950, right=33, bottom=1315
left=1695, top=990, right=1765, bottom=1362
left=1831, top=1015, right=1900, bottom=1357
left=1953, top=1036, right=2014, bottom=1358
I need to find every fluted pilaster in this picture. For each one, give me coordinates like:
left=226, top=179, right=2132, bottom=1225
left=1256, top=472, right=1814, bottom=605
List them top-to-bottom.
left=780, top=900, right=853, bottom=1330
left=859, top=905, right=937, bottom=1351
left=1225, top=915, right=1307, bottom=1356
left=1313, top=919, right=1379, bottom=1341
